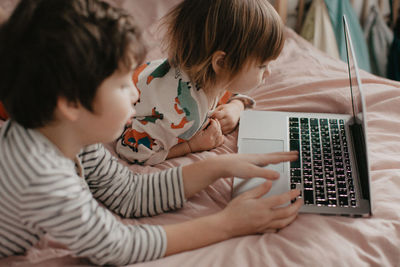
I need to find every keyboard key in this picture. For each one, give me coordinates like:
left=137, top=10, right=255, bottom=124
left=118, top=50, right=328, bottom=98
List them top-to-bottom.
left=300, top=118, right=309, bottom=124
left=310, top=118, right=319, bottom=126
left=320, top=119, right=328, bottom=125
left=290, top=132, right=299, bottom=139
left=290, top=140, right=300, bottom=151
left=313, top=154, right=322, bottom=161
left=313, top=160, right=322, bottom=167
left=291, top=161, right=300, bottom=169
left=302, top=162, right=311, bottom=169
left=324, top=165, right=333, bottom=172
left=291, top=169, right=301, bottom=177
left=303, top=169, right=312, bottom=176
left=303, top=175, right=313, bottom=183
left=336, top=175, right=346, bottom=182
left=291, top=177, right=301, bottom=183
left=326, top=178, right=335, bottom=185
left=303, top=182, right=313, bottom=189
left=327, top=185, right=336, bottom=192
left=338, top=188, right=348, bottom=196
left=303, top=190, right=314, bottom=205
left=327, top=192, right=337, bottom=199
left=339, top=196, right=349, bottom=206
left=328, top=199, right=337, bottom=206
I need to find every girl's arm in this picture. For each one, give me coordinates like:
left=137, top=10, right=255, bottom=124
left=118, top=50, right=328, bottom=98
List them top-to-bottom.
left=211, top=99, right=245, bottom=134
left=166, top=118, right=224, bottom=159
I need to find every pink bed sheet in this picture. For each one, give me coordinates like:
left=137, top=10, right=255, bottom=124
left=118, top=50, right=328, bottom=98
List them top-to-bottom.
left=1, top=0, right=400, bottom=266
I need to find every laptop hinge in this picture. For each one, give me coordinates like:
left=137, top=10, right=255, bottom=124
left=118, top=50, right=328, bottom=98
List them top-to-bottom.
left=349, top=122, right=370, bottom=201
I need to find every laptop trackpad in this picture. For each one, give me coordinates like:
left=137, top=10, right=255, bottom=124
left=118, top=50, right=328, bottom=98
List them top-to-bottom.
left=235, top=138, right=289, bottom=200
left=240, top=138, right=284, bottom=173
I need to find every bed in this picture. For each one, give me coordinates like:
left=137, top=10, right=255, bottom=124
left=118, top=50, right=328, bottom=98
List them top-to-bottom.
left=1, top=0, right=400, bottom=266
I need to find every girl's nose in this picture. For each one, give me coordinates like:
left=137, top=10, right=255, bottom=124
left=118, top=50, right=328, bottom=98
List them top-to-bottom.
left=263, top=65, right=271, bottom=78
left=131, top=84, right=139, bottom=105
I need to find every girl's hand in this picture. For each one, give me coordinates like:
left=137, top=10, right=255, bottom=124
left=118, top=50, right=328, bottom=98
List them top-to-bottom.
left=211, top=100, right=244, bottom=134
left=187, top=118, right=224, bottom=152
left=219, top=181, right=302, bottom=236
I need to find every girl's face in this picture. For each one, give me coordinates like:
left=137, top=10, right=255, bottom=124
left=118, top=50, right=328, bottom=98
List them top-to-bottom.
left=225, top=60, right=271, bottom=94
left=78, top=65, right=139, bottom=144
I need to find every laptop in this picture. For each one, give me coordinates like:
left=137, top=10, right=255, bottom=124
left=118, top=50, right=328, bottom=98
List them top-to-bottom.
left=232, top=15, right=372, bottom=217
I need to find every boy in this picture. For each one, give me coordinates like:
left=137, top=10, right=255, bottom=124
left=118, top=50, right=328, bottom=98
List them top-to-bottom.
left=0, top=0, right=302, bottom=265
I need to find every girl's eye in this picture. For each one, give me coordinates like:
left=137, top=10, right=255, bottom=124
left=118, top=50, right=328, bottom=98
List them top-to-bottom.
left=259, top=65, right=267, bottom=69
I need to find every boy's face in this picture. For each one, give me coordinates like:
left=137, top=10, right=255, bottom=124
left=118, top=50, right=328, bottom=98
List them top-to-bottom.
left=226, top=60, right=271, bottom=94
left=78, top=65, right=139, bottom=144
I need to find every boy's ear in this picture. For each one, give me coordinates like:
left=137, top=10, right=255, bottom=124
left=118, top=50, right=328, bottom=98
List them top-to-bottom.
left=211, top=51, right=226, bottom=75
left=56, top=97, right=81, bottom=122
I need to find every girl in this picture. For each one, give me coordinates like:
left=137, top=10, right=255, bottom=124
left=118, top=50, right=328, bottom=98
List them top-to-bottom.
left=116, top=0, right=285, bottom=165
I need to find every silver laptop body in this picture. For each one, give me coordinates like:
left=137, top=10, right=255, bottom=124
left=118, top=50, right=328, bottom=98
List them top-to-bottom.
left=232, top=16, right=372, bottom=217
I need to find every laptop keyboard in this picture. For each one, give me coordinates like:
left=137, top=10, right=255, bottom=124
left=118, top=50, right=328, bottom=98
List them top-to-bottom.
left=289, top=117, right=357, bottom=207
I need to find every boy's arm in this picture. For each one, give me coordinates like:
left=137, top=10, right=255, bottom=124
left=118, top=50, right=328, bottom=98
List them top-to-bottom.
left=83, top=144, right=185, bottom=217
left=80, top=145, right=300, bottom=262
left=22, top=148, right=168, bottom=265
left=164, top=151, right=302, bottom=255
left=180, top=151, right=297, bottom=198
left=164, top=184, right=301, bottom=255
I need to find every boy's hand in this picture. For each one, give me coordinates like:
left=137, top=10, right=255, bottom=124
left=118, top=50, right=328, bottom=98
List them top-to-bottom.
left=211, top=100, right=244, bottom=134
left=187, top=118, right=224, bottom=152
left=166, top=151, right=301, bottom=256
left=182, top=151, right=298, bottom=199
left=213, top=151, right=299, bottom=180
left=219, top=182, right=302, bottom=236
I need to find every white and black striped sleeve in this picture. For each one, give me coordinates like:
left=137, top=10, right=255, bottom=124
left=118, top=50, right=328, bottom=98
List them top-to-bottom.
left=0, top=122, right=180, bottom=265
left=80, top=144, right=186, bottom=218
left=19, top=170, right=168, bottom=265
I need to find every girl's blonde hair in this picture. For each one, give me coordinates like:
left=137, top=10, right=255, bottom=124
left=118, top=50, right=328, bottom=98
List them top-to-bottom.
left=162, top=0, right=285, bottom=89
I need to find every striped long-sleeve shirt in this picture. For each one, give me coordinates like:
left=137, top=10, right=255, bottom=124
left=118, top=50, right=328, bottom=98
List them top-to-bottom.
left=0, top=120, right=186, bottom=265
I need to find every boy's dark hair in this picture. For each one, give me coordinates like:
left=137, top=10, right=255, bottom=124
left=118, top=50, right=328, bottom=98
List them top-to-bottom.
left=0, top=0, right=146, bottom=128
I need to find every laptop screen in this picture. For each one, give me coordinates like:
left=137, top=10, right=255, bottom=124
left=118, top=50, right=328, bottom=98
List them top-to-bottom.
left=343, top=16, right=371, bottom=205
left=343, top=16, right=366, bottom=126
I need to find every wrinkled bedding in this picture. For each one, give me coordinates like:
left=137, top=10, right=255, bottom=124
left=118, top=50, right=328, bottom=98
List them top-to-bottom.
left=1, top=0, right=400, bottom=266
